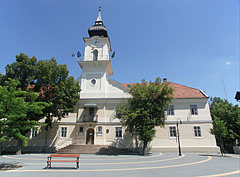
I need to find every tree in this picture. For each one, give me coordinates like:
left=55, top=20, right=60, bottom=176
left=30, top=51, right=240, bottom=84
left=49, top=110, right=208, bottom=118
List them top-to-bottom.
left=3, top=53, right=80, bottom=152
left=4, top=53, right=80, bottom=128
left=34, top=58, right=80, bottom=128
left=116, top=78, right=173, bottom=155
left=0, top=79, right=48, bottom=154
left=210, top=97, right=240, bottom=152
left=210, top=116, right=227, bottom=156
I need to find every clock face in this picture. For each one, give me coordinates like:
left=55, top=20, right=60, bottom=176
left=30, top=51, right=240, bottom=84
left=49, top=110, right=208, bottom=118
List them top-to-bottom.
left=93, top=39, right=99, bottom=46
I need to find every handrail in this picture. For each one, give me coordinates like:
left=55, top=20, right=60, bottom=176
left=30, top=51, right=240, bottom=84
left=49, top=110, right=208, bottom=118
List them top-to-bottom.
left=81, top=115, right=98, bottom=122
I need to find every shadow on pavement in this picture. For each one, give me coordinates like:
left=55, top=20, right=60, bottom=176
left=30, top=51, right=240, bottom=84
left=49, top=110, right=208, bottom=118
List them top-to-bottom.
left=0, top=162, right=23, bottom=171
left=43, top=167, right=78, bottom=170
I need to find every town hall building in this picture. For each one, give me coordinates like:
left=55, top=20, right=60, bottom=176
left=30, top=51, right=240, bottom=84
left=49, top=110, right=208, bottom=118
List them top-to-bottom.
left=1, top=7, right=220, bottom=154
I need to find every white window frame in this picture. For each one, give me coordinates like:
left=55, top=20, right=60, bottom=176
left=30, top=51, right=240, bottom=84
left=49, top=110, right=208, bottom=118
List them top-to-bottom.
left=90, top=78, right=97, bottom=87
left=168, top=105, right=174, bottom=116
left=190, top=105, right=198, bottom=115
left=63, top=112, right=69, bottom=117
left=78, top=126, right=84, bottom=136
left=97, top=126, right=102, bottom=136
left=169, top=126, right=177, bottom=138
left=193, top=126, right=202, bottom=138
left=60, top=127, right=67, bottom=138
left=115, top=127, right=122, bottom=139
left=31, top=128, right=38, bottom=138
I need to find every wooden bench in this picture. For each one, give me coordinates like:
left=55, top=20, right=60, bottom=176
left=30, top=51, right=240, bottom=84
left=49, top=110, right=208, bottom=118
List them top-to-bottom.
left=46, top=154, right=80, bottom=169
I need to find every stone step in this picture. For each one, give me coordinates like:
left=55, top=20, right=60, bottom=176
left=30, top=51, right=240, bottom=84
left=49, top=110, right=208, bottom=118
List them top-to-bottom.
left=57, top=145, right=125, bottom=154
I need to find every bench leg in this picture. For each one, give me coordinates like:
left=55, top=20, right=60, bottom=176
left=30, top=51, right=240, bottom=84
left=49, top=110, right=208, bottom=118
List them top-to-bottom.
left=47, top=157, right=51, bottom=169
left=77, top=157, right=79, bottom=169
left=47, top=162, right=50, bottom=168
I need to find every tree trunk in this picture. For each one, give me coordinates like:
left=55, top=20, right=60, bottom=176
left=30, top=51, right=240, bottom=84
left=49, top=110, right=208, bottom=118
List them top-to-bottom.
left=135, top=134, right=138, bottom=151
left=220, top=138, right=225, bottom=156
left=16, top=139, right=22, bottom=155
left=142, top=141, right=148, bottom=156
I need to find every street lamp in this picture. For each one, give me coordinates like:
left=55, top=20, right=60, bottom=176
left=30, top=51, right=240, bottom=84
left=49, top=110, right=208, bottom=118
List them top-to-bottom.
left=176, top=118, right=182, bottom=156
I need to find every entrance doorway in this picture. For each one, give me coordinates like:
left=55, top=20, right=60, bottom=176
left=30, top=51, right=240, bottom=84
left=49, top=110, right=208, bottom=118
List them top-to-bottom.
left=86, top=128, right=94, bottom=144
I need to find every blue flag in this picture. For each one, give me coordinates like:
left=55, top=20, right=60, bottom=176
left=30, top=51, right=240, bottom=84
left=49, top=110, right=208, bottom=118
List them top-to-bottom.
left=77, top=51, right=81, bottom=58
left=111, top=51, right=115, bottom=58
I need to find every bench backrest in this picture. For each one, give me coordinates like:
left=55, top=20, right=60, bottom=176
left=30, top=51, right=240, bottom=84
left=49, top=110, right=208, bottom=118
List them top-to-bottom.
left=50, top=154, right=80, bottom=158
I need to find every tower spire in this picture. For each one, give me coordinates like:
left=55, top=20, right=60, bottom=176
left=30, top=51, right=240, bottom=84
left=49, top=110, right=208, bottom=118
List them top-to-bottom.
left=88, top=6, right=108, bottom=37
left=96, top=6, right=102, bottom=22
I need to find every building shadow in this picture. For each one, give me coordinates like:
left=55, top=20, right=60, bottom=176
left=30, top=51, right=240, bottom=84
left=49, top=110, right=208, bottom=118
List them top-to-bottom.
left=96, top=131, right=143, bottom=155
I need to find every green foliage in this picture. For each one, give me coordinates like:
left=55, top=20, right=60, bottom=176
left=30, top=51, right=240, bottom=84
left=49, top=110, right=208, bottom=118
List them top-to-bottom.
left=3, top=53, right=80, bottom=128
left=5, top=53, right=37, bottom=90
left=34, top=58, right=80, bottom=128
left=0, top=73, right=3, bottom=86
left=116, top=78, right=173, bottom=155
left=0, top=79, right=48, bottom=146
left=210, top=97, right=240, bottom=152
left=210, top=116, right=227, bottom=138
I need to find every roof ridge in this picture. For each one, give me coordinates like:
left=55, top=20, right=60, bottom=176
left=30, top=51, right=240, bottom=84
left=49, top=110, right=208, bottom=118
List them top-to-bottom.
left=168, top=81, right=200, bottom=91
left=121, top=82, right=207, bottom=99
left=123, top=82, right=199, bottom=90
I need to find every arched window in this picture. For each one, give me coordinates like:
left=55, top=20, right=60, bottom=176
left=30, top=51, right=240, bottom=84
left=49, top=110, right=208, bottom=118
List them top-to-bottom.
left=93, top=50, right=98, bottom=61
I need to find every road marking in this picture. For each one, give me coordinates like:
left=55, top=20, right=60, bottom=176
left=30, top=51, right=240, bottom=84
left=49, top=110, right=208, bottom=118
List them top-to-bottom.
left=2, top=153, right=162, bottom=161
left=28, top=153, right=163, bottom=159
left=24, top=154, right=184, bottom=165
left=2, top=156, right=45, bottom=161
left=5, top=156, right=212, bottom=173
left=197, top=170, right=240, bottom=177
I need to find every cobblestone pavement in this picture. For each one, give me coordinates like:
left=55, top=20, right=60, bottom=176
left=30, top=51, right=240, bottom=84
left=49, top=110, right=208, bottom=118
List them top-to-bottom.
left=0, top=153, right=239, bottom=177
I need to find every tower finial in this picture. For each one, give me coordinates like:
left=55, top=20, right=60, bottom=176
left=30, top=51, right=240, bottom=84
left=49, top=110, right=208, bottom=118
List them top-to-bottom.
left=88, top=6, right=108, bottom=37
left=96, top=6, right=102, bottom=23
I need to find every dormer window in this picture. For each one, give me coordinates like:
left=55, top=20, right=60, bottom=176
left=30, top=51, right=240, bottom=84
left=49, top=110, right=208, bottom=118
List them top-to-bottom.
left=93, top=49, right=98, bottom=61
left=168, top=105, right=174, bottom=115
left=190, top=105, right=198, bottom=115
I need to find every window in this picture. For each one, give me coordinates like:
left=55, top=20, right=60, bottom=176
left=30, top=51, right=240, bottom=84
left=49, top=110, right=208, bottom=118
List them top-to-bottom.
left=93, top=50, right=98, bottom=61
left=91, top=79, right=96, bottom=86
left=168, top=105, right=174, bottom=115
left=190, top=105, right=198, bottom=115
left=89, top=107, right=94, bottom=116
left=89, top=107, right=94, bottom=119
left=63, top=112, right=69, bottom=117
left=78, top=126, right=83, bottom=136
left=97, top=126, right=102, bottom=135
left=169, top=126, right=177, bottom=137
left=194, top=126, right=202, bottom=137
left=60, top=127, right=67, bottom=138
left=115, top=127, right=122, bottom=138
left=31, top=128, right=38, bottom=138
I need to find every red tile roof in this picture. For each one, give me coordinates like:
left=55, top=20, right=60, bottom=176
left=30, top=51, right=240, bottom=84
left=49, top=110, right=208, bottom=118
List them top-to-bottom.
left=122, top=82, right=207, bottom=99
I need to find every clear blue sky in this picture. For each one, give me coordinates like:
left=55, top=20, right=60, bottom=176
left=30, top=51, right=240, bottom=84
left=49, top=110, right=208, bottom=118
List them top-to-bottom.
left=0, top=0, right=239, bottom=104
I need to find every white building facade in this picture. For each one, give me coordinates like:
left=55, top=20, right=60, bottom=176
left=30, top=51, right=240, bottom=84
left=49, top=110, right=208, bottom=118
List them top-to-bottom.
left=1, top=8, right=220, bottom=153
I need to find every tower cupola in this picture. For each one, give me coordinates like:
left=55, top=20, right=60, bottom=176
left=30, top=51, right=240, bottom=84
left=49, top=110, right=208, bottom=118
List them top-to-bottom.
left=88, top=7, right=108, bottom=37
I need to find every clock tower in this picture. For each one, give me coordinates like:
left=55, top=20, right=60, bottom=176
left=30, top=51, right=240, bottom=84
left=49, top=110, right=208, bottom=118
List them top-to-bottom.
left=78, top=7, right=114, bottom=99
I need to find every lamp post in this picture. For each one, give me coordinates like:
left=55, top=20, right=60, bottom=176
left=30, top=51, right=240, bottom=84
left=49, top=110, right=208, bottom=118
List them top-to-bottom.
left=176, top=118, right=182, bottom=156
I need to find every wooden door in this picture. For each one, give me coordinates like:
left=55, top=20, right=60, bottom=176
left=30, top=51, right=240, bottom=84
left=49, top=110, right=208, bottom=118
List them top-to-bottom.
left=86, top=128, right=94, bottom=144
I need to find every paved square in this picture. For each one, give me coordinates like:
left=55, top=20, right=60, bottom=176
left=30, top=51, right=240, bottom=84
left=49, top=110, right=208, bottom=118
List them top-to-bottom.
left=0, top=153, right=239, bottom=177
